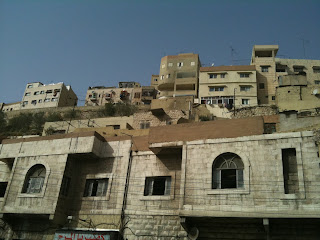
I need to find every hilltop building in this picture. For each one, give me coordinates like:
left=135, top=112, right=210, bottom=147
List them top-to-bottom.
left=251, top=45, right=320, bottom=105
left=153, top=53, right=201, bottom=98
left=199, top=65, right=258, bottom=108
left=21, top=82, right=78, bottom=109
left=85, top=82, right=156, bottom=106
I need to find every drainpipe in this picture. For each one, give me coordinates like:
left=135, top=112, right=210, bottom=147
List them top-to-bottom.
left=119, top=133, right=134, bottom=240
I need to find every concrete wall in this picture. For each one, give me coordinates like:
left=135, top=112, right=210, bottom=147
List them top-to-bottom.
left=276, top=85, right=320, bottom=112
left=278, top=112, right=320, bottom=132
left=42, top=116, right=134, bottom=135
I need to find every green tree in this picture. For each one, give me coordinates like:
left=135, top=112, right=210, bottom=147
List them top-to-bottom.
left=115, top=102, right=137, bottom=116
left=101, top=103, right=116, bottom=117
left=46, top=112, right=63, bottom=122
left=7, top=113, right=33, bottom=135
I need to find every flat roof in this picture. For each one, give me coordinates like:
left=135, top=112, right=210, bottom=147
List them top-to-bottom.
left=200, top=65, right=256, bottom=72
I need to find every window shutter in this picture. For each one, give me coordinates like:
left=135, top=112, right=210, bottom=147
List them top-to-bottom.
left=212, top=170, right=221, bottom=189
left=237, top=170, right=244, bottom=188
left=164, top=177, right=171, bottom=195
left=144, top=178, right=154, bottom=196
left=96, top=179, right=108, bottom=196
left=87, top=181, right=94, bottom=197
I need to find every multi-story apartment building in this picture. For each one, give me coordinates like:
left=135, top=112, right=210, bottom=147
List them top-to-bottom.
left=251, top=45, right=320, bottom=105
left=154, top=53, right=201, bottom=98
left=199, top=65, right=258, bottom=109
left=21, top=82, right=78, bottom=109
left=85, top=82, right=143, bottom=106
left=1, top=102, right=21, bottom=112
left=1, top=117, right=320, bottom=239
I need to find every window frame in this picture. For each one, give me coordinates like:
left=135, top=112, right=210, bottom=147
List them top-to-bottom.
left=261, top=66, right=269, bottom=72
left=240, top=73, right=250, bottom=78
left=242, top=99, right=249, bottom=105
left=207, top=151, right=249, bottom=195
left=19, top=164, right=50, bottom=198
left=82, top=173, right=113, bottom=200
left=144, top=176, right=171, bottom=196
left=83, top=178, right=109, bottom=197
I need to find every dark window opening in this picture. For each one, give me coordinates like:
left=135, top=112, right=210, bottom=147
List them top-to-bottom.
left=259, top=83, right=265, bottom=89
left=282, top=148, right=298, bottom=194
left=22, top=164, right=46, bottom=194
left=144, top=176, right=171, bottom=196
left=84, top=178, right=108, bottom=197
left=0, top=182, right=8, bottom=197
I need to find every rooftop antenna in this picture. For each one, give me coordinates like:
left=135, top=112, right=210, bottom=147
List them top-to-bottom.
left=300, top=38, right=309, bottom=58
left=230, top=45, right=238, bottom=65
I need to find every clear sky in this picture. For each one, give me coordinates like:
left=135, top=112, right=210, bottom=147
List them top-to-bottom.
left=1, top=0, right=319, bottom=105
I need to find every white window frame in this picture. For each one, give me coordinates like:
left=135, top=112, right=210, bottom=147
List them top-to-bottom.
left=191, top=61, right=195, bottom=66
left=168, top=62, right=173, bottom=67
left=177, top=62, right=183, bottom=67
left=242, top=99, right=249, bottom=105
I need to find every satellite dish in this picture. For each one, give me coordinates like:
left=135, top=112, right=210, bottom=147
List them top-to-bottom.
left=312, top=89, right=319, bottom=95
left=188, top=227, right=199, bottom=240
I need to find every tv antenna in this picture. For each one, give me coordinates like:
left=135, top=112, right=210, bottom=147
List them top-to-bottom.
left=230, top=45, right=238, bottom=65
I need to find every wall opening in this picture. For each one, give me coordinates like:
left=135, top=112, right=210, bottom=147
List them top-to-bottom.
left=282, top=148, right=298, bottom=194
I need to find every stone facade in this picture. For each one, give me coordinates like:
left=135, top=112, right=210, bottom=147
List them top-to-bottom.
left=199, top=65, right=258, bottom=108
left=21, top=82, right=78, bottom=110
left=0, top=121, right=320, bottom=239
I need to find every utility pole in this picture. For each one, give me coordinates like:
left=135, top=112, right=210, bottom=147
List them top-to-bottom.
left=233, top=88, right=236, bottom=117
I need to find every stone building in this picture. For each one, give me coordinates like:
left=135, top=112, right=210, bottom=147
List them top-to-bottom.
left=251, top=45, right=320, bottom=105
left=153, top=53, right=201, bottom=98
left=199, top=65, right=258, bottom=109
left=21, top=82, right=78, bottom=110
left=1, top=102, right=21, bottom=112
left=1, top=117, right=320, bottom=239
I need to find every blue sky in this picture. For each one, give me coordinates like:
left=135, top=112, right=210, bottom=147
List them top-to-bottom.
left=1, top=0, right=319, bottom=105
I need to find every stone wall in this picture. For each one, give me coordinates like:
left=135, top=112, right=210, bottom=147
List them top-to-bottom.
left=232, top=105, right=277, bottom=119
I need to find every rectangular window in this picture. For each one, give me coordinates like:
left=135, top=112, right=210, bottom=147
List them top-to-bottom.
left=191, top=61, right=195, bottom=66
left=168, top=62, right=173, bottom=67
left=177, top=62, right=183, bottom=67
left=161, top=64, right=165, bottom=69
left=261, top=66, right=269, bottom=72
left=293, top=66, right=304, bottom=72
left=313, top=67, right=320, bottom=73
left=220, top=73, right=226, bottom=78
left=240, top=73, right=250, bottom=78
left=166, top=74, right=170, bottom=78
left=209, top=74, right=217, bottom=79
left=160, top=75, right=164, bottom=80
left=315, top=80, right=320, bottom=85
left=259, top=83, right=265, bottom=89
left=27, top=84, right=33, bottom=88
left=240, top=86, right=251, bottom=91
left=209, top=87, right=224, bottom=92
left=40, top=90, right=45, bottom=94
left=46, top=90, right=53, bottom=94
left=34, top=91, right=40, bottom=95
left=25, top=92, right=31, bottom=96
left=134, top=92, right=141, bottom=98
left=272, top=96, right=276, bottom=100
left=44, top=98, right=50, bottom=102
left=51, top=98, right=57, bottom=102
left=38, top=99, right=42, bottom=103
left=242, top=99, right=249, bottom=105
left=31, top=100, right=37, bottom=105
left=22, top=101, right=28, bottom=105
left=140, top=121, right=150, bottom=129
left=113, top=125, right=120, bottom=130
left=282, top=148, right=298, bottom=194
left=213, top=169, right=243, bottom=189
left=61, top=176, right=70, bottom=196
left=144, top=176, right=171, bottom=196
left=83, top=178, right=108, bottom=197
left=0, top=182, right=8, bottom=197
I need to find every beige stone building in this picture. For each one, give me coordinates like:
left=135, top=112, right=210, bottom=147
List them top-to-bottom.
left=251, top=45, right=320, bottom=105
left=154, top=53, right=201, bottom=98
left=199, top=65, right=258, bottom=110
left=276, top=74, right=320, bottom=113
left=21, top=82, right=78, bottom=109
left=85, top=82, right=157, bottom=106
left=1, top=102, right=21, bottom=112
left=1, top=117, right=320, bottom=239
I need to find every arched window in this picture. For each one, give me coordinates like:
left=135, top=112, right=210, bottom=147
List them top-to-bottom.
left=212, top=153, right=244, bottom=189
left=22, top=164, right=46, bottom=194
